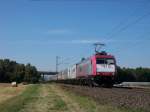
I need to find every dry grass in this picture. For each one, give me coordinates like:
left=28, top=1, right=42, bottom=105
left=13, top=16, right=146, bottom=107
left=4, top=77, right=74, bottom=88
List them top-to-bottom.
left=0, top=83, right=26, bottom=103
left=0, top=84, right=39, bottom=112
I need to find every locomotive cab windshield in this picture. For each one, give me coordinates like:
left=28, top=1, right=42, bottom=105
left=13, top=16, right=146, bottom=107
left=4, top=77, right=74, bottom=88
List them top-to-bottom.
left=96, top=58, right=115, bottom=73
left=96, top=58, right=115, bottom=65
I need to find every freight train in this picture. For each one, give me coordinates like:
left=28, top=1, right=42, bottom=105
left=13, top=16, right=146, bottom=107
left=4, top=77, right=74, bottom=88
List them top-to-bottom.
left=57, top=51, right=116, bottom=87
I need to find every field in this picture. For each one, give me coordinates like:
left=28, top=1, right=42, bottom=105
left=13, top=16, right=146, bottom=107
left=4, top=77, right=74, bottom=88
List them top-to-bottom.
left=0, top=83, right=149, bottom=112
left=0, top=83, right=26, bottom=104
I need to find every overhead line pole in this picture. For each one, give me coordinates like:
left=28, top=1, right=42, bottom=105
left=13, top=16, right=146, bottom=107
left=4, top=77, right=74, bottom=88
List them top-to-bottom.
left=56, top=56, right=59, bottom=73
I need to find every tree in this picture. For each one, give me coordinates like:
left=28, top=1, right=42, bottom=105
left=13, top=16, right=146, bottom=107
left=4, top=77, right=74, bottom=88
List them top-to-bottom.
left=0, top=59, right=40, bottom=83
left=24, top=63, right=40, bottom=83
left=115, top=66, right=136, bottom=83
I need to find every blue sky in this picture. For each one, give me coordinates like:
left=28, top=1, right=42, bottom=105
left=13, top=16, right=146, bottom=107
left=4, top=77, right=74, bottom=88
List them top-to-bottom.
left=0, top=0, right=150, bottom=71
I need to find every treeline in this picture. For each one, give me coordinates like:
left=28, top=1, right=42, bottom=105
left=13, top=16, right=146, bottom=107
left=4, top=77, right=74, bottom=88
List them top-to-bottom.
left=0, top=59, right=40, bottom=83
left=0, top=59, right=150, bottom=83
left=115, top=66, right=150, bottom=83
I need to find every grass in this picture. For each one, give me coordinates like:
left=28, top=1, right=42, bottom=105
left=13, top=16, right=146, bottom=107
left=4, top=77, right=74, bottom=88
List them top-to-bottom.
left=0, top=83, right=146, bottom=112
left=0, top=84, right=40, bottom=112
left=0, top=84, right=26, bottom=103
left=17, top=84, right=68, bottom=112
left=48, top=84, right=68, bottom=111
left=52, top=97, right=67, bottom=110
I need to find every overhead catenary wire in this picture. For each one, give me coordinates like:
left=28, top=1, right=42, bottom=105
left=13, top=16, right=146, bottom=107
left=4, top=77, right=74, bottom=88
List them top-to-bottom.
left=105, top=1, right=150, bottom=39
left=102, top=2, right=150, bottom=55
left=107, top=11, right=150, bottom=39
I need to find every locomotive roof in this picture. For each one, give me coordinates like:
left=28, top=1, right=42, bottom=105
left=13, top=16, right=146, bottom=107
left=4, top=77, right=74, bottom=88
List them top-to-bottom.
left=76, top=52, right=115, bottom=65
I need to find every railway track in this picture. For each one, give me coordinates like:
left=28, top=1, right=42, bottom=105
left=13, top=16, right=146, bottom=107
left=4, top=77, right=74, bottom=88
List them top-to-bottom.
left=55, top=81, right=150, bottom=89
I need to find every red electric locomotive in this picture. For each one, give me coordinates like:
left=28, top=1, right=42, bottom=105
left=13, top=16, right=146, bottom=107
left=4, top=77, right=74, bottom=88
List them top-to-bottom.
left=76, top=51, right=116, bottom=87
